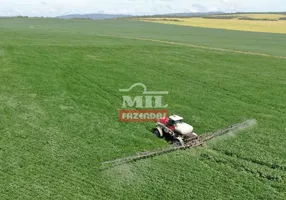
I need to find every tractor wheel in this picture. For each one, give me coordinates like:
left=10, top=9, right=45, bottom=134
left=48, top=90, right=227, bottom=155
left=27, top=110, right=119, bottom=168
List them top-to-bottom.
left=153, top=128, right=163, bottom=138
left=173, top=138, right=184, bottom=146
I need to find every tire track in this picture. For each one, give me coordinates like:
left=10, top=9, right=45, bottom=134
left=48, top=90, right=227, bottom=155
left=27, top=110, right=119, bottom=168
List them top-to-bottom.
left=29, top=27, right=286, bottom=59
left=95, top=34, right=286, bottom=59
left=37, top=46, right=115, bottom=108
left=138, top=58, right=285, bottom=116
left=212, top=148, right=286, bottom=172
left=200, top=149, right=286, bottom=183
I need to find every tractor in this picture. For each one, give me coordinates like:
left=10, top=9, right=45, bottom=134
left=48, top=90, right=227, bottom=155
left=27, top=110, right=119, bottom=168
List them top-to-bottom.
left=152, top=115, right=200, bottom=146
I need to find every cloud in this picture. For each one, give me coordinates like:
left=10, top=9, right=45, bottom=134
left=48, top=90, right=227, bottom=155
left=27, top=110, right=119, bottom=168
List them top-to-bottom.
left=221, top=0, right=229, bottom=3
left=191, top=4, right=208, bottom=12
left=49, top=7, right=56, bottom=12
left=14, top=9, right=22, bottom=14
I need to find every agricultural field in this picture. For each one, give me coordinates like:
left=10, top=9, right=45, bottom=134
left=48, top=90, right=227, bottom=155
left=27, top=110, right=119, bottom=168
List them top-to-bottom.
left=140, top=13, right=286, bottom=34
left=203, top=13, right=286, bottom=20
left=234, top=13, right=285, bottom=20
left=0, top=18, right=286, bottom=199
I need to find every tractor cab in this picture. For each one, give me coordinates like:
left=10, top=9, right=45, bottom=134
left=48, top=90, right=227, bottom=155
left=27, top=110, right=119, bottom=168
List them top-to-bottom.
left=158, top=115, right=183, bottom=126
left=158, top=115, right=195, bottom=135
left=169, top=115, right=184, bottom=125
left=169, top=115, right=195, bottom=135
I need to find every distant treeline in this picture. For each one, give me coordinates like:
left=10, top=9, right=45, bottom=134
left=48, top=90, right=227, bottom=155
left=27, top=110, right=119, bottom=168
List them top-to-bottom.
left=1, top=12, right=286, bottom=20
left=137, top=12, right=286, bottom=19
left=139, top=12, right=286, bottom=22
left=234, top=12, right=286, bottom=15
left=138, top=15, right=205, bottom=19
left=0, top=16, right=56, bottom=19
left=0, top=16, right=95, bottom=20
left=190, top=16, right=284, bottom=21
left=202, top=16, right=238, bottom=19
left=238, top=17, right=278, bottom=21
left=68, top=18, right=93, bottom=20
left=142, top=18, right=183, bottom=22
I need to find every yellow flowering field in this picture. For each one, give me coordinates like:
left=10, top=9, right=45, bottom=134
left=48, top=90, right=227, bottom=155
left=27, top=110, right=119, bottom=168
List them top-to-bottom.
left=235, top=14, right=285, bottom=20
left=140, top=17, right=286, bottom=34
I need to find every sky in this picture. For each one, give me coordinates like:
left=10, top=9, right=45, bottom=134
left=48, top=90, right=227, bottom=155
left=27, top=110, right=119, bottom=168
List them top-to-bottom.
left=0, top=0, right=285, bottom=17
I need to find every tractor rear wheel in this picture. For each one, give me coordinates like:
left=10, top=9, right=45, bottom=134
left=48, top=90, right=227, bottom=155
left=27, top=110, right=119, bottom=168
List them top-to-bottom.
left=153, top=128, right=163, bottom=138
left=173, top=138, right=184, bottom=146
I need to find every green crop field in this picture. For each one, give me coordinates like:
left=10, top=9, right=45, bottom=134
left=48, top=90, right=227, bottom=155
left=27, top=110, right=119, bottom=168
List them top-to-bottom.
left=0, top=18, right=286, bottom=199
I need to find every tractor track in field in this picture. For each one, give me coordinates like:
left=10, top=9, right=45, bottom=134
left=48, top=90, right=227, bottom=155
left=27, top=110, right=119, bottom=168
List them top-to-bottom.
left=28, top=27, right=286, bottom=59
left=95, top=34, right=286, bottom=60
left=37, top=46, right=116, bottom=107
left=132, top=60, right=285, bottom=116
left=211, top=147, right=286, bottom=172
left=200, top=149, right=286, bottom=183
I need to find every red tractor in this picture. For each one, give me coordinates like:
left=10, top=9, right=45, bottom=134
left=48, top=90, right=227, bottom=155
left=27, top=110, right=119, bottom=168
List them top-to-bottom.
left=152, top=115, right=199, bottom=146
